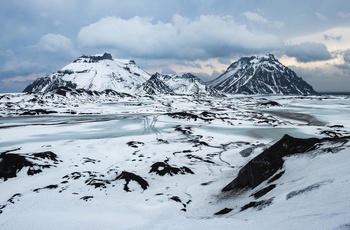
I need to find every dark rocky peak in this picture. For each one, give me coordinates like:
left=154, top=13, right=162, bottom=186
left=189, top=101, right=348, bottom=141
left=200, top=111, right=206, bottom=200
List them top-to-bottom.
left=73, top=53, right=113, bottom=63
left=209, top=53, right=317, bottom=95
left=232, top=54, right=277, bottom=67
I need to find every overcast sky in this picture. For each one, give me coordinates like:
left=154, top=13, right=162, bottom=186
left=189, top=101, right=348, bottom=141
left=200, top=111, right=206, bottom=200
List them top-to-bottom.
left=1, top=0, right=350, bottom=93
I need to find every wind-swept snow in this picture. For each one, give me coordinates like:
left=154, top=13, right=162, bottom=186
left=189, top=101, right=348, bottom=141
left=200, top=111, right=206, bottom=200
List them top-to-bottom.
left=1, top=93, right=350, bottom=230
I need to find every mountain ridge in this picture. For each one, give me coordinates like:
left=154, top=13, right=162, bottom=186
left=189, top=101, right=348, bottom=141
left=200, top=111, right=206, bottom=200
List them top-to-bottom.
left=23, top=53, right=317, bottom=96
left=142, top=72, right=219, bottom=96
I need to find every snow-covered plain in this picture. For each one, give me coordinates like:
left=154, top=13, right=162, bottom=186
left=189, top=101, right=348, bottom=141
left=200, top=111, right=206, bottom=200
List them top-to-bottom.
left=1, top=93, right=350, bottom=230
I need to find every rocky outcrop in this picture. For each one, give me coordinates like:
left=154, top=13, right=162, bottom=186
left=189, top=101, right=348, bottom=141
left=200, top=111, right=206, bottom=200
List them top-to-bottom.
left=222, top=134, right=325, bottom=192
left=0, top=150, right=60, bottom=180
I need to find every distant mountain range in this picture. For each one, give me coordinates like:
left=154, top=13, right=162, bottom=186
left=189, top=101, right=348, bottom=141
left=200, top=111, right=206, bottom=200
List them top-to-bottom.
left=23, top=53, right=317, bottom=96
left=142, top=72, right=219, bottom=96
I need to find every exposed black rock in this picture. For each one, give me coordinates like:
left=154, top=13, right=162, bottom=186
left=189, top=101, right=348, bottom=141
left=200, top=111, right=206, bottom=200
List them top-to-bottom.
left=75, top=53, right=113, bottom=63
left=46, top=86, right=134, bottom=98
left=259, top=101, right=281, bottom=106
left=20, top=109, right=58, bottom=116
left=167, top=112, right=199, bottom=121
left=167, top=112, right=213, bottom=122
left=174, top=125, right=193, bottom=135
left=222, top=134, right=321, bottom=192
left=223, top=134, right=350, bottom=194
left=126, top=141, right=145, bottom=148
left=0, top=151, right=59, bottom=180
left=32, top=151, right=59, bottom=161
left=0, top=153, right=33, bottom=180
left=185, top=154, right=215, bottom=164
left=82, top=157, right=100, bottom=164
left=149, top=162, right=194, bottom=176
left=267, top=170, right=285, bottom=184
left=115, top=171, right=149, bottom=192
left=62, top=172, right=82, bottom=180
left=85, top=178, right=109, bottom=189
left=285, top=180, right=333, bottom=200
left=33, top=184, right=59, bottom=192
left=251, top=184, right=277, bottom=199
left=0, top=193, right=22, bottom=214
left=80, top=196, right=94, bottom=201
left=170, top=196, right=182, bottom=203
left=240, top=198, right=274, bottom=211
left=214, top=208, right=233, bottom=215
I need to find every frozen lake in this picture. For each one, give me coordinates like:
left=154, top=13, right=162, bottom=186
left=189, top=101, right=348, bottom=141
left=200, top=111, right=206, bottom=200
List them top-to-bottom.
left=1, top=95, right=350, bottom=150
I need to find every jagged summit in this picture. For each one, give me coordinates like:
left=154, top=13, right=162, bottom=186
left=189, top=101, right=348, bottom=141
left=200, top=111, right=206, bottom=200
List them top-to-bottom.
left=23, top=53, right=150, bottom=94
left=73, top=53, right=113, bottom=63
left=209, top=54, right=317, bottom=95
left=142, top=72, right=219, bottom=96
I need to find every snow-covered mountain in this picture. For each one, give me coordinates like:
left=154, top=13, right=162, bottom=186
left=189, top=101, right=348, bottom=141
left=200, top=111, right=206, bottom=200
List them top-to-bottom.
left=23, top=53, right=151, bottom=94
left=209, top=54, right=317, bottom=95
left=142, top=72, right=219, bottom=96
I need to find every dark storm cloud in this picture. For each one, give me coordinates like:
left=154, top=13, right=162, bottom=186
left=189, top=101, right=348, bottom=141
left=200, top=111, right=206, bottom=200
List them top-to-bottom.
left=285, top=42, right=332, bottom=62
left=343, top=49, right=350, bottom=63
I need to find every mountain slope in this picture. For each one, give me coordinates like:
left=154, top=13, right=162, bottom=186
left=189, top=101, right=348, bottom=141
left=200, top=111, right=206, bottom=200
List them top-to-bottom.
left=23, top=53, right=151, bottom=94
left=209, top=54, right=317, bottom=95
left=142, top=72, right=219, bottom=96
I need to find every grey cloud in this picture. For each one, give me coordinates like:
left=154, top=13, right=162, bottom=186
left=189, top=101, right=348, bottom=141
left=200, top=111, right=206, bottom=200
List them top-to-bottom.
left=242, top=11, right=269, bottom=23
left=77, top=15, right=283, bottom=60
left=36, top=33, right=79, bottom=58
left=324, top=34, right=342, bottom=41
left=285, top=42, right=332, bottom=62
left=343, top=49, right=350, bottom=63
left=291, top=65, right=350, bottom=92
left=161, top=67, right=177, bottom=75
left=194, top=70, right=222, bottom=83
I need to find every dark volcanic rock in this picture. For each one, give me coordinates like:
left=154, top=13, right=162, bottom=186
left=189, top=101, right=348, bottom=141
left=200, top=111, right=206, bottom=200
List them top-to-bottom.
left=259, top=101, right=281, bottom=106
left=20, top=109, right=58, bottom=116
left=222, top=134, right=321, bottom=192
left=223, top=134, right=350, bottom=194
left=126, top=141, right=145, bottom=148
left=0, top=151, right=59, bottom=180
left=0, top=153, right=33, bottom=180
left=149, top=162, right=194, bottom=176
left=115, top=171, right=149, bottom=192
left=33, top=184, right=59, bottom=192
left=251, top=184, right=277, bottom=199
left=241, top=198, right=274, bottom=211
left=214, top=208, right=233, bottom=215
